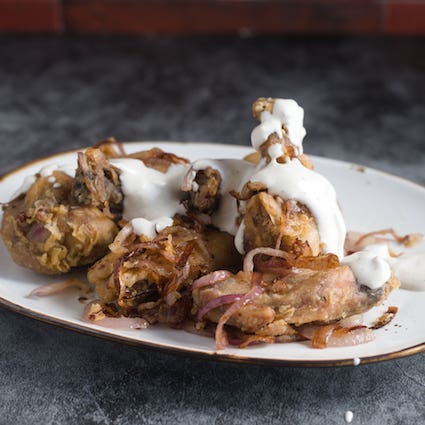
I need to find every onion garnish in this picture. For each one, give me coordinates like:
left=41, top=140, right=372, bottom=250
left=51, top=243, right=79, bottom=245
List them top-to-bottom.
left=109, top=224, right=135, bottom=254
left=345, top=229, right=423, bottom=254
left=243, top=247, right=293, bottom=279
left=192, top=270, right=232, bottom=290
left=215, top=272, right=264, bottom=350
left=29, top=278, right=90, bottom=298
left=197, top=294, right=244, bottom=321
left=82, top=301, right=148, bottom=330
left=370, top=306, right=398, bottom=330
left=339, top=314, right=364, bottom=328
left=299, top=323, right=375, bottom=348
left=311, top=324, right=337, bottom=348
left=325, top=327, right=374, bottom=348
left=238, top=335, right=275, bottom=348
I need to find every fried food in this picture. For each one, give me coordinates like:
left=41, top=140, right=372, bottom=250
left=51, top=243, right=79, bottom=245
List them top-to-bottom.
left=1, top=96, right=411, bottom=351
left=1, top=170, right=118, bottom=274
left=242, top=192, right=320, bottom=256
left=88, top=222, right=239, bottom=326
left=193, top=264, right=399, bottom=334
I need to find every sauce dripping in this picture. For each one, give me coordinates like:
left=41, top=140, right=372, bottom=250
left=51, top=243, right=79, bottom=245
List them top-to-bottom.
left=110, top=158, right=188, bottom=221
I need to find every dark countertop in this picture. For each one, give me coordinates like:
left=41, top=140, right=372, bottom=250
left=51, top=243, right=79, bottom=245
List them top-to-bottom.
left=0, top=36, right=424, bottom=425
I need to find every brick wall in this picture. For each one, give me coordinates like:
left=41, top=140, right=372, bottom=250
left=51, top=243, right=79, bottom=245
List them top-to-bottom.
left=0, top=0, right=424, bottom=35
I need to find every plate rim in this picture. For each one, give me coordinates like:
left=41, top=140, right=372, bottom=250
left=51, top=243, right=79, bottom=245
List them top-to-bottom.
left=1, top=141, right=424, bottom=368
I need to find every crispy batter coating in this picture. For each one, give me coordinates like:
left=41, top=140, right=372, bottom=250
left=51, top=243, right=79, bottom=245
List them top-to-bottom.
left=186, top=167, right=222, bottom=215
left=1, top=171, right=118, bottom=274
left=242, top=192, right=321, bottom=256
left=88, top=225, right=240, bottom=307
left=193, top=264, right=400, bottom=336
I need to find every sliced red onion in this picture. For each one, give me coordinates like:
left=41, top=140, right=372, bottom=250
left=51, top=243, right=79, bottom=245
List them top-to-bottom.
left=26, top=223, right=51, bottom=244
left=109, top=224, right=134, bottom=254
left=345, top=229, right=423, bottom=254
left=243, top=247, right=293, bottom=279
left=165, top=253, right=192, bottom=306
left=192, top=270, right=233, bottom=290
left=215, top=273, right=264, bottom=350
left=29, top=278, right=89, bottom=297
left=165, top=291, right=181, bottom=306
left=197, top=294, right=243, bottom=321
left=82, top=302, right=148, bottom=330
left=339, top=314, right=364, bottom=328
left=90, top=316, right=148, bottom=330
left=181, top=321, right=214, bottom=338
left=299, top=324, right=375, bottom=349
left=312, top=324, right=337, bottom=348
left=297, top=325, right=318, bottom=341
left=326, top=327, right=374, bottom=347
left=238, top=335, right=275, bottom=348
left=227, top=337, right=244, bottom=346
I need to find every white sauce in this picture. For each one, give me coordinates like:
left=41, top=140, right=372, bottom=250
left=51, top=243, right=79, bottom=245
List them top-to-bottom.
left=250, top=98, right=306, bottom=153
left=273, top=99, right=306, bottom=152
left=251, top=111, right=283, bottom=150
left=249, top=157, right=346, bottom=258
left=110, top=158, right=189, bottom=221
left=190, top=159, right=256, bottom=235
left=12, top=162, right=75, bottom=198
left=39, top=163, right=75, bottom=178
left=12, top=175, right=36, bottom=197
left=131, top=217, right=173, bottom=239
left=234, top=219, right=246, bottom=254
left=342, top=244, right=425, bottom=291
left=341, top=250, right=391, bottom=290
left=388, top=253, right=425, bottom=291
left=353, top=357, right=361, bottom=366
left=345, top=411, right=354, bottom=423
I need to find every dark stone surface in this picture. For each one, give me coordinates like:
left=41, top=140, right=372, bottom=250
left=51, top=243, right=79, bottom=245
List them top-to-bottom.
left=0, top=36, right=424, bottom=425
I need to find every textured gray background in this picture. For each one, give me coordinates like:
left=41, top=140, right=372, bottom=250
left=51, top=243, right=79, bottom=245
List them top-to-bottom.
left=0, top=36, right=424, bottom=425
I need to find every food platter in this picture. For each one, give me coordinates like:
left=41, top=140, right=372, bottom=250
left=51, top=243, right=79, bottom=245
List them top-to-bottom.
left=1, top=142, right=424, bottom=367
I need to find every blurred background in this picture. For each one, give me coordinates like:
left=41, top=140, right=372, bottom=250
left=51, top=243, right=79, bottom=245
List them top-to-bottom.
left=0, top=0, right=424, bottom=182
left=1, top=0, right=424, bottom=35
left=1, top=2, right=425, bottom=425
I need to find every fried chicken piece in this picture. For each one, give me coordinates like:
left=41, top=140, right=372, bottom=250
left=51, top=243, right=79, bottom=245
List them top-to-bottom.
left=251, top=98, right=312, bottom=167
left=2, top=142, right=193, bottom=275
left=72, top=146, right=190, bottom=219
left=72, top=147, right=123, bottom=218
left=186, top=167, right=222, bottom=215
left=1, top=171, right=118, bottom=274
left=242, top=192, right=321, bottom=256
left=88, top=224, right=241, bottom=308
left=88, top=224, right=231, bottom=326
left=88, top=225, right=213, bottom=307
left=193, top=264, right=400, bottom=336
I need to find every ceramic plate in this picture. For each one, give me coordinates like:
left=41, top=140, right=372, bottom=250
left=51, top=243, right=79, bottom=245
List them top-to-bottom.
left=1, top=142, right=424, bottom=367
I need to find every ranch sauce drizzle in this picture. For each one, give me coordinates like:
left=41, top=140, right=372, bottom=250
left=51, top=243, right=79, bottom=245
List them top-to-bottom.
left=192, top=98, right=346, bottom=258
left=247, top=98, right=345, bottom=258
left=251, top=99, right=306, bottom=153
left=247, top=149, right=346, bottom=258
left=110, top=158, right=188, bottom=221
left=13, top=163, right=76, bottom=197
left=130, top=217, right=174, bottom=239
left=344, top=244, right=425, bottom=291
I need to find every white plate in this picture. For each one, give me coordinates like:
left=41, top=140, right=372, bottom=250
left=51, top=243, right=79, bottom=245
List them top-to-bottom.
left=1, top=142, right=424, bottom=367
